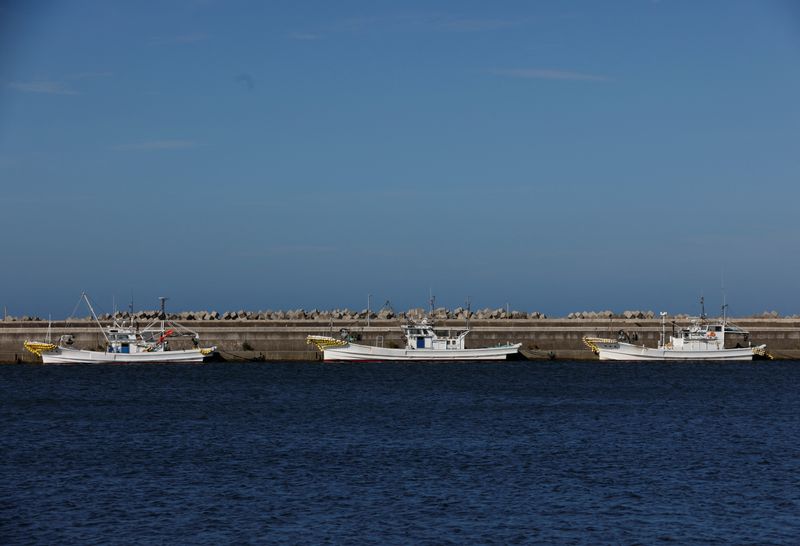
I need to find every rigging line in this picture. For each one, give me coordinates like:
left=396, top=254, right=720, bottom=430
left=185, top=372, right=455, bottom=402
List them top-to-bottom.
left=64, top=293, right=85, bottom=330
left=82, top=293, right=109, bottom=343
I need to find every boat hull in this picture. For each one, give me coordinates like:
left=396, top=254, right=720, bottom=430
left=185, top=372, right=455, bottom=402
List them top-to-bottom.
left=590, top=340, right=762, bottom=361
left=319, top=342, right=522, bottom=362
left=39, top=347, right=213, bottom=364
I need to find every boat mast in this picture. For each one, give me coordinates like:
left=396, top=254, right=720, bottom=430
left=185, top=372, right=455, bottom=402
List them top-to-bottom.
left=659, top=312, right=667, bottom=348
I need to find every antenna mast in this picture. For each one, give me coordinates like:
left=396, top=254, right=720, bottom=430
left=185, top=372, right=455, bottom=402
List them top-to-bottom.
left=721, top=272, right=727, bottom=325
left=159, top=297, right=168, bottom=335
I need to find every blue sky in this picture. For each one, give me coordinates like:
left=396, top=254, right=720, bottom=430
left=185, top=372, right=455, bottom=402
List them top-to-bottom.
left=1, top=0, right=799, bottom=318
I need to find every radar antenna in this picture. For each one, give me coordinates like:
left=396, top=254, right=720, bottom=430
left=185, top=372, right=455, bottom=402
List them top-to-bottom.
left=721, top=272, right=727, bottom=325
left=158, top=297, right=169, bottom=340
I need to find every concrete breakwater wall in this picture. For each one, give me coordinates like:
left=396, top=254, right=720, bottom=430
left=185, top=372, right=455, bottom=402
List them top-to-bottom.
left=3, top=306, right=794, bottom=323
left=2, top=317, right=799, bottom=363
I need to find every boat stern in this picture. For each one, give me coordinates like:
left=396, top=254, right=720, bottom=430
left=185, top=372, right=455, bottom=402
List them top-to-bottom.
left=752, top=344, right=772, bottom=360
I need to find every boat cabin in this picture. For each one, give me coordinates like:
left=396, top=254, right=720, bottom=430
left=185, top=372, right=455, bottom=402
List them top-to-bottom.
left=401, top=320, right=468, bottom=350
left=663, top=321, right=749, bottom=351
left=105, top=324, right=175, bottom=354
left=106, top=329, right=148, bottom=353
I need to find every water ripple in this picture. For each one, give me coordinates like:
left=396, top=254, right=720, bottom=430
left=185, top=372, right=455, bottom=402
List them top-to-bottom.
left=2, top=361, right=800, bottom=543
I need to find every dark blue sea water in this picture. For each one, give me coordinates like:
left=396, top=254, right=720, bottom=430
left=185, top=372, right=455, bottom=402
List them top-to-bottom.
left=2, top=361, right=800, bottom=544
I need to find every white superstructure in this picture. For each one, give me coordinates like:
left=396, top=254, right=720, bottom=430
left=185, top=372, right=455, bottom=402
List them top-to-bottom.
left=24, top=293, right=216, bottom=364
left=584, top=312, right=768, bottom=361
left=307, top=318, right=521, bottom=362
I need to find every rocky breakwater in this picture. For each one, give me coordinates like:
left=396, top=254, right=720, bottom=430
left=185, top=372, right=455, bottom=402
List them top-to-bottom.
left=1, top=309, right=798, bottom=362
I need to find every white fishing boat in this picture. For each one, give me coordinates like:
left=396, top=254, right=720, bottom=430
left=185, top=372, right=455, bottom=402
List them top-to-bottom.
left=24, top=293, right=216, bottom=364
left=583, top=310, right=769, bottom=361
left=307, top=317, right=521, bottom=362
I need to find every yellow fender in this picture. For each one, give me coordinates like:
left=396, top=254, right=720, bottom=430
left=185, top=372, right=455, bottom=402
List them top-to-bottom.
left=306, top=335, right=348, bottom=352
left=23, top=341, right=58, bottom=357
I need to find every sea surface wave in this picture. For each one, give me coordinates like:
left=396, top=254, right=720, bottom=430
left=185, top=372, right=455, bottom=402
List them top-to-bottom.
left=2, top=361, right=800, bottom=544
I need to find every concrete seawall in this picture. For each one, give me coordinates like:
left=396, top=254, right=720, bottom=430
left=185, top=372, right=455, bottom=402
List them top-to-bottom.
left=2, top=318, right=799, bottom=363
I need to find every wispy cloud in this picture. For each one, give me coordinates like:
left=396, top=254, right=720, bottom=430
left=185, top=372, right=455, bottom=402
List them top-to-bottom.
left=290, top=13, right=528, bottom=39
left=327, top=15, right=385, bottom=32
left=440, top=18, right=522, bottom=32
left=289, top=32, right=323, bottom=41
left=148, top=33, right=208, bottom=46
left=493, top=68, right=611, bottom=82
left=66, top=71, right=113, bottom=80
left=235, top=73, right=255, bottom=90
left=6, top=81, right=78, bottom=95
left=112, top=140, right=199, bottom=151
left=232, top=245, right=338, bottom=258
left=269, top=245, right=338, bottom=255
